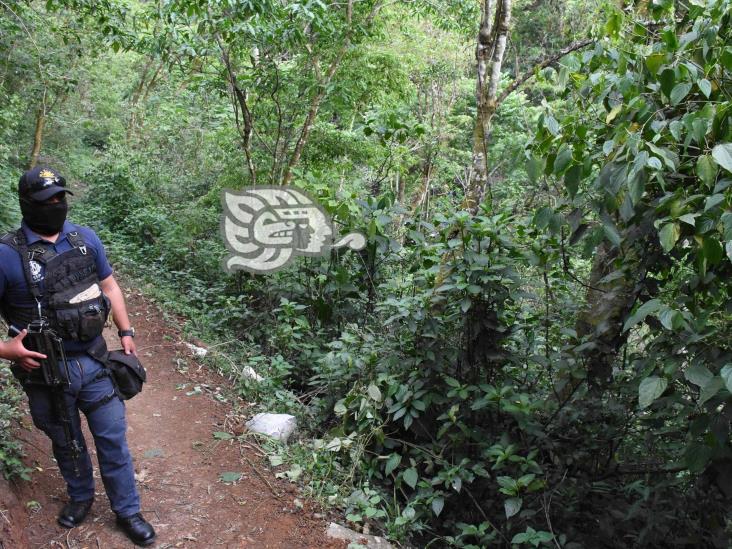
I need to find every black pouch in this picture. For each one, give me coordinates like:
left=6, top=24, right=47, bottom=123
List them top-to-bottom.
left=50, top=293, right=110, bottom=342
left=77, top=295, right=110, bottom=341
left=106, top=351, right=146, bottom=400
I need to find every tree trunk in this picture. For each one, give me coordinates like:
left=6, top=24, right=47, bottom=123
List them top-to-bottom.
left=282, top=0, right=385, bottom=186
left=432, top=0, right=512, bottom=290
left=463, top=0, right=512, bottom=213
left=214, top=34, right=257, bottom=185
left=128, top=60, right=164, bottom=140
left=126, top=62, right=151, bottom=140
left=282, top=84, right=329, bottom=186
left=28, top=106, right=46, bottom=170
left=574, top=221, right=664, bottom=391
left=575, top=241, right=635, bottom=388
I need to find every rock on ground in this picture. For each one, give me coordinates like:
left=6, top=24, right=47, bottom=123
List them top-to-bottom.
left=246, top=413, right=297, bottom=442
left=326, top=522, right=394, bottom=549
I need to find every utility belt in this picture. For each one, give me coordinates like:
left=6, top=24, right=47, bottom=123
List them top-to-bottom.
left=8, top=323, right=146, bottom=400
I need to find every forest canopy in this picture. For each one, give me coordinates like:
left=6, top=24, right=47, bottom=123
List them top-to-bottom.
left=1, top=0, right=731, bottom=547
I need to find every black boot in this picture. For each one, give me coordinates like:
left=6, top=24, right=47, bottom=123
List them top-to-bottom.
left=57, top=499, right=94, bottom=528
left=116, top=512, right=156, bottom=546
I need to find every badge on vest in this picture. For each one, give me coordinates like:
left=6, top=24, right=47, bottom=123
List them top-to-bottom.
left=29, top=260, right=43, bottom=283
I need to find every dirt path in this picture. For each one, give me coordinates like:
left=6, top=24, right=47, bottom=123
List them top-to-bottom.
left=4, top=287, right=344, bottom=548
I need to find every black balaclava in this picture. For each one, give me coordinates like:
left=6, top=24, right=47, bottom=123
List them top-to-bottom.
left=20, top=195, right=68, bottom=236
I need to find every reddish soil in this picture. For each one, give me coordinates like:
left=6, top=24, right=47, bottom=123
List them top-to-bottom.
left=1, top=285, right=345, bottom=548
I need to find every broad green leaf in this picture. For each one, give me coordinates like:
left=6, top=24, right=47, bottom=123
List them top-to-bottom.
left=605, top=9, right=623, bottom=37
left=662, top=28, right=679, bottom=49
left=679, top=30, right=699, bottom=50
left=646, top=53, right=665, bottom=75
left=659, top=68, right=675, bottom=97
left=698, top=78, right=712, bottom=98
left=670, top=82, right=692, bottom=105
left=606, top=105, right=622, bottom=124
left=545, top=116, right=560, bottom=136
left=692, top=118, right=709, bottom=145
left=669, top=120, right=683, bottom=140
left=648, top=142, right=679, bottom=169
left=712, top=144, right=732, bottom=173
left=554, top=146, right=573, bottom=175
left=696, top=155, right=717, bottom=187
left=527, top=156, right=542, bottom=183
left=646, top=156, right=662, bottom=170
left=565, top=165, right=582, bottom=199
left=628, top=175, right=645, bottom=205
left=715, top=179, right=732, bottom=194
left=620, top=193, right=635, bottom=221
left=704, top=193, right=724, bottom=211
left=534, top=207, right=554, bottom=230
left=723, top=213, right=732, bottom=240
left=679, top=214, right=697, bottom=227
left=603, top=220, right=621, bottom=247
left=659, top=223, right=680, bottom=252
left=702, top=237, right=723, bottom=265
left=624, top=299, right=662, bottom=332
left=658, top=308, right=683, bottom=330
left=684, top=364, right=713, bottom=387
left=721, top=364, right=732, bottom=393
left=445, top=376, right=461, bottom=388
left=639, top=376, right=668, bottom=409
left=700, top=377, right=723, bottom=405
left=367, top=383, right=382, bottom=402
left=334, top=400, right=347, bottom=415
left=213, top=431, right=233, bottom=440
left=684, top=443, right=711, bottom=473
left=384, top=453, right=401, bottom=476
left=403, top=467, right=418, bottom=489
left=432, top=497, right=444, bottom=517
left=504, top=497, right=522, bottom=519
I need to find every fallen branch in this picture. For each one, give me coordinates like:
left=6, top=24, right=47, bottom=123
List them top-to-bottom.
left=239, top=446, right=284, bottom=499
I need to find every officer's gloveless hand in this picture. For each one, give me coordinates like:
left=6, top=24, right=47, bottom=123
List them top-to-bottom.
left=0, top=329, right=47, bottom=371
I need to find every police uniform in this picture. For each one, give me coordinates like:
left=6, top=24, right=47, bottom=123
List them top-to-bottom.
left=0, top=167, right=154, bottom=545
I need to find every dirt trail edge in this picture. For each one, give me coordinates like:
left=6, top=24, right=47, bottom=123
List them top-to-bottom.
left=5, top=286, right=345, bottom=549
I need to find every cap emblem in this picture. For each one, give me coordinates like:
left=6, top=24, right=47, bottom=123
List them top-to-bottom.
left=38, top=169, right=56, bottom=179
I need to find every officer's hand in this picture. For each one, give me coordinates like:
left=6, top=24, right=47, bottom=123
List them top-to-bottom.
left=5, top=329, right=46, bottom=371
left=121, top=335, right=137, bottom=356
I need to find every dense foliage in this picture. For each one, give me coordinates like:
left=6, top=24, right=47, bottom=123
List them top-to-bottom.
left=0, top=0, right=730, bottom=546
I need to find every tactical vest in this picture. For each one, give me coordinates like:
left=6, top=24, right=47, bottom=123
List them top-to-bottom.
left=0, top=228, right=110, bottom=342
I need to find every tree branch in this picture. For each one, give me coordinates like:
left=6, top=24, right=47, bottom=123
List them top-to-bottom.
left=497, top=38, right=594, bottom=105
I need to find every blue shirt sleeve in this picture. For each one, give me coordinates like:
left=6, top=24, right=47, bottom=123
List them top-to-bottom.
left=80, top=228, right=114, bottom=280
left=0, top=253, right=7, bottom=301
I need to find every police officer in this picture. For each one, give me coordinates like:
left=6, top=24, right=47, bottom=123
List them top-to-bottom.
left=0, top=167, right=155, bottom=546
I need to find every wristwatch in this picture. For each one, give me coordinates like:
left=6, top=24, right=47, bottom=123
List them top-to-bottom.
left=118, top=328, right=136, bottom=338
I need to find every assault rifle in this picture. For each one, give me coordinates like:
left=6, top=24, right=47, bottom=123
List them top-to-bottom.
left=11, top=321, right=81, bottom=475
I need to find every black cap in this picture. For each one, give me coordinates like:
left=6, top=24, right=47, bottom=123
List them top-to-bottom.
left=18, top=167, right=73, bottom=202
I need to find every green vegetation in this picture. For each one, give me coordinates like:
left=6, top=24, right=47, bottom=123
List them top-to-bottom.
left=1, top=0, right=730, bottom=546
